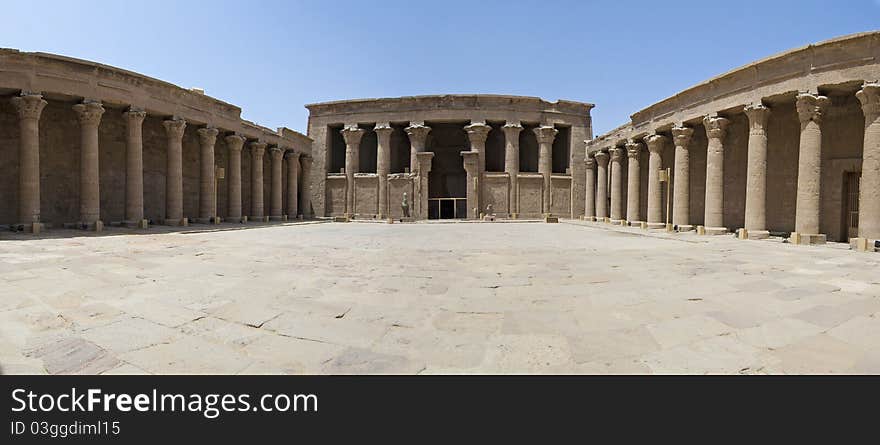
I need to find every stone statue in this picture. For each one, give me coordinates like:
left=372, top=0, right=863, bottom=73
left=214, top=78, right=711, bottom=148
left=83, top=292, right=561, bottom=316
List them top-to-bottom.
left=401, top=192, right=410, bottom=218
left=485, top=203, right=494, bottom=216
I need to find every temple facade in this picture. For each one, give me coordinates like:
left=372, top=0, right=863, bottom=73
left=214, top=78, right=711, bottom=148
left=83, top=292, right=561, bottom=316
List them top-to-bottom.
left=584, top=32, right=880, bottom=251
left=0, top=50, right=312, bottom=233
left=305, top=96, right=593, bottom=220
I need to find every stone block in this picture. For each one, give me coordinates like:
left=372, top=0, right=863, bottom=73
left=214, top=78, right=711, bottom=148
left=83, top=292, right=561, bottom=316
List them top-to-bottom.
left=544, top=216, right=559, bottom=223
left=124, top=219, right=149, bottom=229
left=703, top=226, right=728, bottom=235
left=791, top=232, right=826, bottom=245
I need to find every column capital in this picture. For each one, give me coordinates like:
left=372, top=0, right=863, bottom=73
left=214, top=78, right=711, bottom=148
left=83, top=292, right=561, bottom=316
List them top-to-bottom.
left=856, top=82, right=880, bottom=122
left=10, top=93, right=47, bottom=120
left=796, top=93, right=830, bottom=124
left=73, top=101, right=105, bottom=127
left=743, top=103, right=770, bottom=133
left=123, top=107, right=147, bottom=124
left=703, top=115, right=730, bottom=140
left=163, top=118, right=186, bottom=139
left=374, top=122, right=394, bottom=136
left=464, top=122, right=491, bottom=143
left=501, top=122, right=523, bottom=139
left=404, top=123, right=431, bottom=141
left=341, top=125, right=366, bottom=146
left=533, top=125, right=558, bottom=144
left=671, top=126, right=694, bottom=148
left=197, top=127, right=219, bottom=146
left=225, top=134, right=246, bottom=151
left=643, top=134, right=667, bottom=153
left=625, top=140, right=644, bottom=158
left=249, top=141, right=268, bottom=155
left=270, top=146, right=285, bottom=159
left=609, top=147, right=624, bottom=162
left=285, top=150, right=301, bottom=160
left=594, top=150, right=609, bottom=165
left=301, top=155, right=313, bottom=166
left=584, top=157, right=596, bottom=168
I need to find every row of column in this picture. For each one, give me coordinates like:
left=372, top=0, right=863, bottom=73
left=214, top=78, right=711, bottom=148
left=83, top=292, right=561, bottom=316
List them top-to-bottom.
left=584, top=82, right=880, bottom=247
left=8, top=92, right=309, bottom=232
left=337, top=120, right=560, bottom=219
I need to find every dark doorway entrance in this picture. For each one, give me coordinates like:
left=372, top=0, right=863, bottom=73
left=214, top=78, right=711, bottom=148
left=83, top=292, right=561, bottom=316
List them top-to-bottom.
left=426, top=122, right=467, bottom=219
left=844, top=171, right=860, bottom=241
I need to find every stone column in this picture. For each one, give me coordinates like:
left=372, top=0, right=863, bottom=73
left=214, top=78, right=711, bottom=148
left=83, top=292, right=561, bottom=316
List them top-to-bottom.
left=855, top=83, right=880, bottom=250
left=10, top=93, right=47, bottom=233
left=792, top=93, right=830, bottom=245
left=73, top=101, right=105, bottom=231
left=741, top=104, right=771, bottom=240
left=123, top=108, right=148, bottom=228
left=702, top=115, right=730, bottom=234
left=162, top=118, right=187, bottom=226
left=464, top=121, right=490, bottom=215
left=405, top=122, right=431, bottom=174
left=502, top=122, right=523, bottom=218
left=375, top=123, right=393, bottom=219
left=340, top=125, right=365, bottom=218
left=534, top=125, right=558, bottom=217
left=671, top=126, right=694, bottom=230
left=196, top=127, right=219, bottom=224
left=225, top=134, right=246, bottom=223
left=644, top=134, right=666, bottom=228
left=625, top=140, right=642, bottom=225
left=249, top=141, right=267, bottom=221
left=269, top=146, right=285, bottom=221
left=609, top=146, right=624, bottom=224
left=286, top=151, right=301, bottom=219
left=461, top=151, right=480, bottom=219
left=595, top=151, right=609, bottom=220
left=416, top=152, right=434, bottom=220
left=301, top=155, right=313, bottom=218
left=585, top=156, right=596, bottom=221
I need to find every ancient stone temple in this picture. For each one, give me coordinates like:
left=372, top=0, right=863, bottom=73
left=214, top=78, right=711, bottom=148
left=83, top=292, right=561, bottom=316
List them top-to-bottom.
left=584, top=32, right=880, bottom=251
left=0, top=50, right=312, bottom=233
left=306, top=96, right=593, bottom=220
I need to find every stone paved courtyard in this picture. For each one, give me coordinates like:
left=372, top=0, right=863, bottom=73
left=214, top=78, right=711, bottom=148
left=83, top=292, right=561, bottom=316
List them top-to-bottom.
left=1, top=221, right=879, bottom=374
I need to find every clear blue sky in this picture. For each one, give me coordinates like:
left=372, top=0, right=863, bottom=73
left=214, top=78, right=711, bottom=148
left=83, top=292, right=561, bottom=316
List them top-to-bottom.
left=2, top=1, right=877, bottom=135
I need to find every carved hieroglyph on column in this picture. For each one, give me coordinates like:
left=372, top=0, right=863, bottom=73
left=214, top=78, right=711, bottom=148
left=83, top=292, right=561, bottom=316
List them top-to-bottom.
left=856, top=83, right=880, bottom=249
left=10, top=93, right=47, bottom=233
left=792, top=93, right=830, bottom=245
left=73, top=101, right=105, bottom=231
left=742, top=103, right=771, bottom=239
left=123, top=108, right=148, bottom=228
left=702, top=115, right=730, bottom=234
left=163, top=118, right=187, bottom=226
left=464, top=121, right=490, bottom=214
left=502, top=122, right=523, bottom=218
left=374, top=123, right=393, bottom=219
left=405, top=123, right=430, bottom=174
left=341, top=125, right=365, bottom=218
left=534, top=125, right=558, bottom=216
left=671, top=126, right=694, bottom=230
left=197, top=127, right=219, bottom=224
left=225, top=134, right=246, bottom=223
left=644, top=134, right=667, bottom=228
left=625, top=140, right=643, bottom=225
left=249, top=141, right=268, bottom=221
left=269, top=146, right=285, bottom=220
left=609, top=146, right=624, bottom=224
left=286, top=151, right=301, bottom=218
left=461, top=151, right=480, bottom=219
left=594, top=151, right=609, bottom=220
left=416, top=152, right=434, bottom=220
left=300, top=155, right=313, bottom=218
left=584, top=155, right=596, bottom=221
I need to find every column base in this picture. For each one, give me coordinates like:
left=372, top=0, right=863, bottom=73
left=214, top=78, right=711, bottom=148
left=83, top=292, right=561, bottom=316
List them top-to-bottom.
left=509, top=213, right=519, bottom=219
left=543, top=215, right=559, bottom=223
left=334, top=216, right=351, bottom=222
left=584, top=216, right=597, bottom=222
left=160, top=218, right=188, bottom=227
left=124, top=219, right=149, bottom=229
left=610, top=219, right=624, bottom=225
left=79, top=220, right=104, bottom=232
left=627, top=220, right=644, bottom=228
left=15, top=222, right=44, bottom=234
left=646, top=222, right=665, bottom=229
left=675, top=224, right=695, bottom=232
left=697, top=226, right=728, bottom=235
left=737, top=228, right=769, bottom=240
left=791, top=232, right=826, bottom=245
left=851, top=237, right=879, bottom=252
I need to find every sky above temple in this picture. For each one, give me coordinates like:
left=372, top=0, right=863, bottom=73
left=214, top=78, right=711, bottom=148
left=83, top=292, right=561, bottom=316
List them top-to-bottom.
left=2, top=0, right=878, bottom=136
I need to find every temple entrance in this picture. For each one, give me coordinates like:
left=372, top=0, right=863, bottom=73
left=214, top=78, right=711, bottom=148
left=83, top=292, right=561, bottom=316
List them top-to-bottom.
left=426, top=122, right=468, bottom=219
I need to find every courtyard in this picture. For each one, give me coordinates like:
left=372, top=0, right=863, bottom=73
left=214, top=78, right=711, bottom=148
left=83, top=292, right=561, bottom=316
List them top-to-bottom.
left=1, top=221, right=879, bottom=375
